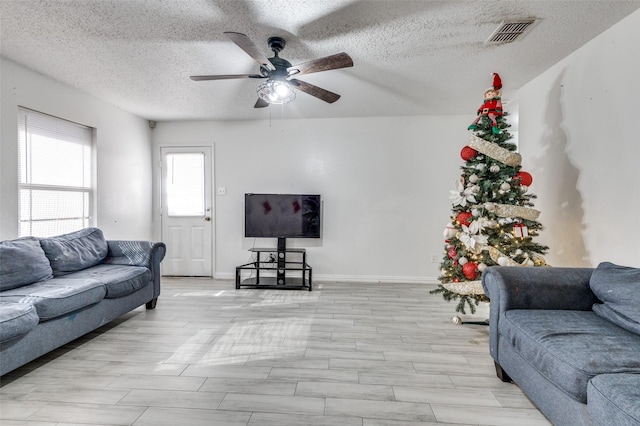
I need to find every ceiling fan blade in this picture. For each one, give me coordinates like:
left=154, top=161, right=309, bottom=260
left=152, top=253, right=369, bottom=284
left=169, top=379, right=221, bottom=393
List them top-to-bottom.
left=297, top=1, right=439, bottom=41
left=224, top=31, right=275, bottom=71
left=287, top=53, right=353, bottom=77
left=190, top=74, right=264, bottom=81
left=290, top=79, right=341, bottom=103
left=254, top=98, right=269, bottom=108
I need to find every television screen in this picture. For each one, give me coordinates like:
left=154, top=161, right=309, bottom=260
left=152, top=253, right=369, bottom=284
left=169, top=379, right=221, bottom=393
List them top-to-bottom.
left=245, top=193, right=321, bottom=238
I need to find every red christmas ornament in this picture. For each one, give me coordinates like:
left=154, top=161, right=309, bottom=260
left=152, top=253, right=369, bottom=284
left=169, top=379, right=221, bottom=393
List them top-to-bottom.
left=460, top=146, right=478, bottom=161
left=516, top=171, right=533, bottom=187
left=456, top=211, right=473, bottom=227
left=447, top=247, right=457, bottom=260
left=462, top=262, right=479, bottom=279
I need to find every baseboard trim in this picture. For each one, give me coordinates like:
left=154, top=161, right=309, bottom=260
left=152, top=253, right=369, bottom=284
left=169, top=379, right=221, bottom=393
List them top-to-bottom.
left=214, top=271, right=439, bottom=285
left=315, top=274, right=439, bottom=284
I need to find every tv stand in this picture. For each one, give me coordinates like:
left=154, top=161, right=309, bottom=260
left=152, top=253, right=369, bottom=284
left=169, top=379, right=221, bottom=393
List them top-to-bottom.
left=277, top=237, right=287, bottom=284
left=235, top=246, right=312, bottom=291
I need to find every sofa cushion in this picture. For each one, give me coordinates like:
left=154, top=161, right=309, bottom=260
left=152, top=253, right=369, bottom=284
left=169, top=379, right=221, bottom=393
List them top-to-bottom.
left=40, top=228, right=108, bottom=276
left=0, top=237, right=53, bottom=291
left=590, top=262, right=640, bottom=334
left=63, top=264, right=151, bottom=299
left=0, top=278, right=106, bottom=321
left=0, top=302, right=39, bottom=344
left=500, top=309, right=640, bottom=403
left=588, top=374, right=640, bottom=426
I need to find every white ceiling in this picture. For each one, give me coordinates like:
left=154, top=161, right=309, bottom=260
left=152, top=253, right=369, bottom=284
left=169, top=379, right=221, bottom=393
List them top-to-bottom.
left=1, top=0, right=639, bottom=121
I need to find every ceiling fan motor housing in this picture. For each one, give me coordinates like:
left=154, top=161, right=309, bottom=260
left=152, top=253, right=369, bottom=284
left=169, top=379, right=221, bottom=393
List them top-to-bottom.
left=262, top=37, right=292, bottom=80
left=267, top=37, right=286, bottom=53
left=264, top=56, right=292, bottom=79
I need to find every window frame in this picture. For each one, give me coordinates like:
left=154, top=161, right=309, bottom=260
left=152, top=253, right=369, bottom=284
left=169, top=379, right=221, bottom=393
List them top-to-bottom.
left=17, top=107, right=96, bottom=237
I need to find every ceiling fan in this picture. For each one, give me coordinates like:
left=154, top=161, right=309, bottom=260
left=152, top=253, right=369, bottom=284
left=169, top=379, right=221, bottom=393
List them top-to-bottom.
left=190, top=32, right=353, bottom=108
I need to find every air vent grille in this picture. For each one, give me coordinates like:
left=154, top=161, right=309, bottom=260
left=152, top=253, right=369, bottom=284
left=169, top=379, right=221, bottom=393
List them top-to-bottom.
left=486, top=19, right=536, bottom=44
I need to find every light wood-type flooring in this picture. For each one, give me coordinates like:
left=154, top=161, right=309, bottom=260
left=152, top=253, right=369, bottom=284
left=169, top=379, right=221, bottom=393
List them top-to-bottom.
left=0, top=278, right=551, bottom=425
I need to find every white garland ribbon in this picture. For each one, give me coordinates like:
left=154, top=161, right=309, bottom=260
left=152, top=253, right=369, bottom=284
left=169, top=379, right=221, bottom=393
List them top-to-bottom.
left=469, top=134, right=522, bottom=167
left=494, top=204, right=540, bottom=221
left=483, top=245, right=549, bottom=267
left=484, top=246, right=520, bottom=266
left=442, top=280, right=484, bottom=295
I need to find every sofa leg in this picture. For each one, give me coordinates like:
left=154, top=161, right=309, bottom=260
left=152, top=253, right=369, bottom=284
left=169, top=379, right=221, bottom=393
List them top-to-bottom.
left=146, top=298, right=158, bottom=310
left=495, top=362, right=512, bottom=382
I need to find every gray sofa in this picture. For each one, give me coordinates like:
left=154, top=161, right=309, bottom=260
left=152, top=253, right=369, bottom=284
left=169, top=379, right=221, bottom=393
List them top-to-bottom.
left=0, top=227, right=166, bottom=376
left=482, top=263, right=640, bottom=426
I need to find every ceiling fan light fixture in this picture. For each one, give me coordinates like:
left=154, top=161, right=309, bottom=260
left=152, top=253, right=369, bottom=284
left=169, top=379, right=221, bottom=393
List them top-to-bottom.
left=257, top=80, right=296, bottom=104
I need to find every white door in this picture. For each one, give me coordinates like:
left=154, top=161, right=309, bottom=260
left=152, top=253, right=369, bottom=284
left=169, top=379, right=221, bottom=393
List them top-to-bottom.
left=160, top=146, right=213, bottom=276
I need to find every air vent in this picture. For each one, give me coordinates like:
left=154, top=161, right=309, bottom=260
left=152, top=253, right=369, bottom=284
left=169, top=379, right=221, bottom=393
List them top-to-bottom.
left=486, top=19, right=536, bottom=44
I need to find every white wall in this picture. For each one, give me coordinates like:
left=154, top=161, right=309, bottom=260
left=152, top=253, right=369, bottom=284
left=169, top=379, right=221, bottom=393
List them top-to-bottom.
left=10, top=4, right=634, bottom=277
left=517, top=9, right=640, bottom=267
left=0, top=58, right=154, bottom=241
left=152, top=114, right=474, bottom=282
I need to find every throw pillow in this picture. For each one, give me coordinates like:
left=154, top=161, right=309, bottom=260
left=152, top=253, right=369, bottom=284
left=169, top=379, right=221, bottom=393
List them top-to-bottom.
left=40, top=228, right=108, bottom=276
left=0, top=237, right=53, bottom=290
left=590, top=262, right=640, bottom=335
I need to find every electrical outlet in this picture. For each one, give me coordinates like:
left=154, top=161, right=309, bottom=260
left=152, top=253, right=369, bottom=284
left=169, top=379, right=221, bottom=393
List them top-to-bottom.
left=431, top=254, right=439, bottom=263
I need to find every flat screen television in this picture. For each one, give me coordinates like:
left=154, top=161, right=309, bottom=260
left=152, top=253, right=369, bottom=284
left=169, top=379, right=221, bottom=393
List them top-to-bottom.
left=244, top=193, right=321, bottom=240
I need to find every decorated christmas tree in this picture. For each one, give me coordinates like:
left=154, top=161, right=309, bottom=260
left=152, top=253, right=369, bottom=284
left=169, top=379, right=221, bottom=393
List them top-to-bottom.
left=431, top=73, right=548, bottom=317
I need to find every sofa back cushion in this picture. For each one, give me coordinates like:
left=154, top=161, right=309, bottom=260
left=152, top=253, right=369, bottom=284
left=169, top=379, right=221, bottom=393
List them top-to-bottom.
left=40, top=228, right=108, bottom=276
left=0, top=237, right=53, bottom=290
left=590, top=262, right=640, bottom=335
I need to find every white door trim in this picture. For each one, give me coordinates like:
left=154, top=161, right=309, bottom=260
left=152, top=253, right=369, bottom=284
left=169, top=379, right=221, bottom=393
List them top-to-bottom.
left=158, top=145, right=215, bottom=276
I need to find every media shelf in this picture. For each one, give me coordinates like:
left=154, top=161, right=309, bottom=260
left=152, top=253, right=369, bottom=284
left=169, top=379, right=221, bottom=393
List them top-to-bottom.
left=235, top=247, right=312, bottom=291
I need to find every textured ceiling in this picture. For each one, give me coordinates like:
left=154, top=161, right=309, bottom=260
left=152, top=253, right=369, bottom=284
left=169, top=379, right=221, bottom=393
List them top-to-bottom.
left=1, top=0, right=639, bottom=121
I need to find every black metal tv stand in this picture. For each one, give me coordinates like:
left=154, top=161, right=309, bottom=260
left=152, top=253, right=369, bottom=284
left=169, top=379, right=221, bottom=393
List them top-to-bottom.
left=235, top=238, right=312, bottom=291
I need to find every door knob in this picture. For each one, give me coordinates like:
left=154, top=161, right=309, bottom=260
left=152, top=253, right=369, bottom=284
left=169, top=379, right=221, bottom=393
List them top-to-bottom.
left=204, top=216, right=211, bottom=221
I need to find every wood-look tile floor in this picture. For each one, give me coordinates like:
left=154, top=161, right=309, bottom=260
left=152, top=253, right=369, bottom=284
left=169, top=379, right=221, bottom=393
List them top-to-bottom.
left=0, top=278, right=551, bottom=426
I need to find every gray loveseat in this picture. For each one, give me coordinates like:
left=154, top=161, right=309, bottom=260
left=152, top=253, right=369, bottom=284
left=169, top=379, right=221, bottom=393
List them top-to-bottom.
left=0, top=227, right=166, bottom=376
left=482, top=263, right=640, bottom=426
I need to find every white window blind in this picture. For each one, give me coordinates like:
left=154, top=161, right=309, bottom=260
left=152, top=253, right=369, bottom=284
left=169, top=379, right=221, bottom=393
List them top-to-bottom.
left=18, top=107, right=93, bottom=237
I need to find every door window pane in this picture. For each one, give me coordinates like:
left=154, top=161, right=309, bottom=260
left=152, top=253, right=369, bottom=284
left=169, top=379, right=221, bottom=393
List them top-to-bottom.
left=166, top=153, right=205, bottom=216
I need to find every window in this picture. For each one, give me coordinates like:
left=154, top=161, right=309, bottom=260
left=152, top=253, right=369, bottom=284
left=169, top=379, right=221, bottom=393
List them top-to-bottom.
left=18, top=107, right=94, bottom=237
left=165, top=152, right=205, bottom=217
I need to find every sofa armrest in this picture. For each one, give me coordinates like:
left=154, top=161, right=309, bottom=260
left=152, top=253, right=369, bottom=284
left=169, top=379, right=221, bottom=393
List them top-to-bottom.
left=104, top=240, right=166, bottom=300
left=105, top=240, right=166, bottom=268
left=481, top=266, right=597, bottom=362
